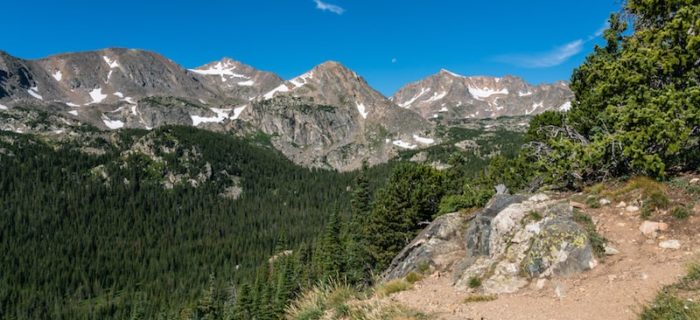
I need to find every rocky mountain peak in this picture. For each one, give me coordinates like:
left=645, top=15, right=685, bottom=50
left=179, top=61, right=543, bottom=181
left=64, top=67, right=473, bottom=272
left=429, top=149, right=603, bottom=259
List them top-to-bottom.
left=189, top=57, right=283, bottom=101
left=392, top=70, right=573, bottom=120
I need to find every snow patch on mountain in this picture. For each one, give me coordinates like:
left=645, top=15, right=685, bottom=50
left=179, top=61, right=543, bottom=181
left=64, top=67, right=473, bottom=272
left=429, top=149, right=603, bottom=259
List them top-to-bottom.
left=103, top=56, right=120, bottom=69
left=189, top=61, right=249, bottom=82
left=440, top=69, right=465, bottom=78
left=52, top=70, right=62, bottom=81
left=290, top=72, right=314, bottom=88
left=237, top=80, right=255, bottom=86
left=263, top=84, right=290, bottom=100
left=27, top=86, right=43, bottom=100
left=468, top=86, right=509, bottom=100
left=399, top=87, right=430, bottom=108
left=89, top=88, right=107, bottom=104
left=518, top=90, right=533, bottom=97
left=426, top=91, right=447, bottom=103
left=527, top=101, right=544, bottom=115
left=559, top=101, right=572, bottom=111
left=356, top=102, right=369, bottom=119
left=0, top=104, right=8, bottom=110
left=232, top=105, right=247, bottom=120
left=190, top=108, right=233, bottom=126
left=68, top=110, right=79, bottom=116
left=102, top=114, right=124, bottom=129
left=413, top=134, right=435, bottom=145
left=392, top=140, right=418, bottom=149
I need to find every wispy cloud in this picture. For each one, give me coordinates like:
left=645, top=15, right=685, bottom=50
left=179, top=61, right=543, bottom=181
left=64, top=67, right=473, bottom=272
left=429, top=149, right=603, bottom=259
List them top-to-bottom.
left=314, top=0, right=345, bottom=15
left=588, top=20, right=610, bottom=40
left=494, top=21, right=611, bottom=68
left=494, top=40, right=584, bottom=68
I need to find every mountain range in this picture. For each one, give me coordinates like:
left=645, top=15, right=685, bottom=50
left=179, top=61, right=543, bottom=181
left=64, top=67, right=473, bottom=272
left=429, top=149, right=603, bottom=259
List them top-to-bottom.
left=0, top=48, right=573, bottom=170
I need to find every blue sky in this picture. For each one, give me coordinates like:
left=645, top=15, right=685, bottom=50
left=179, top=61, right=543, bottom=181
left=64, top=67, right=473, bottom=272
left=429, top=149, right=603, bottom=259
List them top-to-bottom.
left=2, top=0, right=620, bottom=95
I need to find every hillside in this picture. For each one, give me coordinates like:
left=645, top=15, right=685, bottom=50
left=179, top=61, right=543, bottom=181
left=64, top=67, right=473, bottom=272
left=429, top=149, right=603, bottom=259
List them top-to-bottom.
left=0, top=126, right=387, bottom=319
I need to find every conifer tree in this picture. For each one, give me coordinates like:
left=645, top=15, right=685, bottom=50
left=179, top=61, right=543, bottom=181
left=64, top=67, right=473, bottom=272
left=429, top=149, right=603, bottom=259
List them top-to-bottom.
left=320, top=211, right=343, bottom=278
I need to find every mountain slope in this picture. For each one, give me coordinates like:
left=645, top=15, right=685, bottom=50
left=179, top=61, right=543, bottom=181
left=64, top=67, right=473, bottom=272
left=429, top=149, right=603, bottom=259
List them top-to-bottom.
left=0, top=48, right=222, bottom=106
left=392, top=69, right=573, bottom=121
left=0, top=125, right=395, bottom=319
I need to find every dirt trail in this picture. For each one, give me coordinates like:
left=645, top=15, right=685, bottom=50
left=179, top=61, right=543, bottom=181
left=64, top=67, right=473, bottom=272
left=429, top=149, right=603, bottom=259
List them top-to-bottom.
left=389, top=199, right=700, bottom=320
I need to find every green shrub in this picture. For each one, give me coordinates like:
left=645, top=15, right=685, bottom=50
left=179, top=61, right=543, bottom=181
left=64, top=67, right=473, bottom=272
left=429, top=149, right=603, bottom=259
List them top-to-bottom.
left=646, top=191, right=670, bottom=210
left=585, top=195, right=601, bottom=209
left=671, top=206, right=691, bottom=220
left=573, top=210, right=607, bottom=258
left=523, top=211, right=543, bottom=225
left=640, top=263, right=700, bottom=320
left=468, top=277, right=482, bottom=289
left=640, top=293, right=700, bottom=320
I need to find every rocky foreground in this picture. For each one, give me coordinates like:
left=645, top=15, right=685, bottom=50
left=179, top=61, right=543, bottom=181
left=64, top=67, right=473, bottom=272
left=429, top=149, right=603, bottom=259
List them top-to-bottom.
left=378, top=176, right=700, bottom=319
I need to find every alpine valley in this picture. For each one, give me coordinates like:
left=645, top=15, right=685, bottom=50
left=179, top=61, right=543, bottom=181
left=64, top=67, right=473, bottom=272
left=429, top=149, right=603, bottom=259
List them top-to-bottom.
left=4, top=1, right=700, bottom=319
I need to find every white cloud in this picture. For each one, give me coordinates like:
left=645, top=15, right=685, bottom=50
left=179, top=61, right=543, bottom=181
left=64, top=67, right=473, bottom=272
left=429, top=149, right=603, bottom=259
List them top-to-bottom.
left=314, top=0, right=344, bottom=15
left=588, top=20, right=610, bottom=40
left=495, top=39, right=584, bottom=68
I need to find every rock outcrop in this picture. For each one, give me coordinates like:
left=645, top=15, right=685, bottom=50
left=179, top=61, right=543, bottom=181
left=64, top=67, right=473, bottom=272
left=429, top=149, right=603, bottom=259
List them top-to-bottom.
left=382, top=192, right=599, bottom=295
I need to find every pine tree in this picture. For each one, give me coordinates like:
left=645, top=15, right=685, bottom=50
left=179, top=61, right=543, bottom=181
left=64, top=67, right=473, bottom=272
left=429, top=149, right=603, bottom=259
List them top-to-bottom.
left=345, top=160, right=372, bottom=285
left=366, top=164, right=446, bottom=269
left=320, top=211, right=343, bottom=278
left=196, top=273, right=219, bottom=320
left=232, top=284, right=252, bottom=320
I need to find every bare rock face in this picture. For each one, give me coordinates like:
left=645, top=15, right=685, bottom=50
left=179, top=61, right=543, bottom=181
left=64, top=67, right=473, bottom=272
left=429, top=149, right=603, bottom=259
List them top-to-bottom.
left=246, top=61, right=435, bottom=171
left=391, top=69, right=573, bottom=121
left=382, top=193, right=598, bottom=295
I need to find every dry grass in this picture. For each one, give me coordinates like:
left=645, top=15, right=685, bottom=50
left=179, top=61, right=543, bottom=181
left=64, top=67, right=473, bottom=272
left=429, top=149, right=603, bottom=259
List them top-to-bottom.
left=607, top=176, right=665, bottom=200
left=405, top=272, right=424, bottom=284
left=285, top=279, right=427, bottom=320
left=375, top=279, right=413, bottom=297
left=464, top=294, right=497, bottom=303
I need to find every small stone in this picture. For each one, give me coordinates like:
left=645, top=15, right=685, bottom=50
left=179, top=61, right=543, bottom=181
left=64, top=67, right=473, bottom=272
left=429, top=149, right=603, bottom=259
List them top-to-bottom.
left=690, top=178, right=699, bottom=184
left=529, top=193, right=549, bottom=202
left=599, top=198, right=611, bottom=206
left=570, top=201, right=586, bottom=209
left=616, top=201, right=627, bottom=208
left=626, top=205, right=640, bottom=213
left=639, top=221, right=669, bottom=237
left=659, top=240, right=681, bottom=249
left=604, top=245, right=620, bottom=255
left=536, top=278, right=547, bottom=290
left=554, top=283, right=566, bottom=300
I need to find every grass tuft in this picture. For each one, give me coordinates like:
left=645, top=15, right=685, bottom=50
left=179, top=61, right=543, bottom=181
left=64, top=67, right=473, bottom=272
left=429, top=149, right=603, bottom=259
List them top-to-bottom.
left=671, top=206, right=691, bottom=220
left=640, top=262, right=700, bottom=320
left=405, top=272, right=424, bottom=284
left=468, top=276, right=482, bottom=289
left=375, top=279, right=412, bottom=297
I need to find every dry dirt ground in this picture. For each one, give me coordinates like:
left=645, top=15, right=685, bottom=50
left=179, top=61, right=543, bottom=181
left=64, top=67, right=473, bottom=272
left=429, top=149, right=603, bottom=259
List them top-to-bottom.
left=386, top=180, right=700, bottom=320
